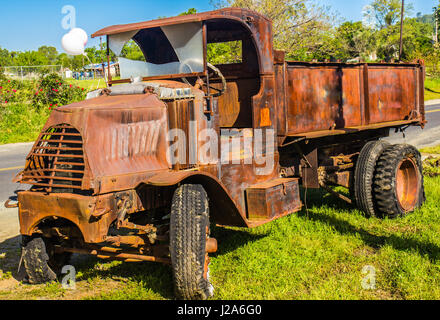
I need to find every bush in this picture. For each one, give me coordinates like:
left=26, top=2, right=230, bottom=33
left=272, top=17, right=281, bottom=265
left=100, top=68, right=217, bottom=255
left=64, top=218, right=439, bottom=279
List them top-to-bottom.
left=32, top=73, right=86, bottom=109
left=0, top=74, right=88, bottom=144
left=0, top=78, right=31, bottom=104
left=0, top=102, right=50, bottom=144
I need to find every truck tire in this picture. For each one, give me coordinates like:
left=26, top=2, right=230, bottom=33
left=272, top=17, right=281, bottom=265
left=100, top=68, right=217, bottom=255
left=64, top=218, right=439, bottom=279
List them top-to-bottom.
left=354, top=140, right=390, bottom=217
left=373, top=144, right=425, bottom=219
left=170, top=184, right=214, bottom=300
left=21, top=236, right=57, bottom=284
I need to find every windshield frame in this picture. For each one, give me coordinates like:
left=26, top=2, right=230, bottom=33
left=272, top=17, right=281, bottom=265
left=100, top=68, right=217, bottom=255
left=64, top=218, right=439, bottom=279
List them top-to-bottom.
left=106, top=22, right=208, bottom=85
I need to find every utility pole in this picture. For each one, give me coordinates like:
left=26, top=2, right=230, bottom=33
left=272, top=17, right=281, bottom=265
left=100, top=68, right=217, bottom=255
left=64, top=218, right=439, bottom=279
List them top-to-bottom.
left=399, top=0, right=404, bottom=61
left=436, top=6, right=439, bottom=45
left=436, top=17, right=438, bottom=45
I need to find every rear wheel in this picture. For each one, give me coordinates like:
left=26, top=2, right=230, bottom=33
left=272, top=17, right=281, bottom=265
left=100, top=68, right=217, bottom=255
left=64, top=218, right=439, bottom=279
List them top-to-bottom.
left=354, top=140, right=390, bottom=217
left=373, top=144, right=424, bottom=219
left=170, top=184, right=214, bottom=300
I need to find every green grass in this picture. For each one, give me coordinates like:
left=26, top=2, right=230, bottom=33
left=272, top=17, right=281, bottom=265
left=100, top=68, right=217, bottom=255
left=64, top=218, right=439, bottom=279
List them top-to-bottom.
left=425, top=77, right=440, bottom=101
left=0, top=79, right=105, bottom=145
left=65, top=79, right=107, bottom=91
left=0, top=103, right=50, bottom=144
left=420, top=145, right=440, bottom=155
left=1, top=176, right=434, bottom=300
left=82, top=176, right=440, bottom=300
left=0, top=178, right=439, bottom=300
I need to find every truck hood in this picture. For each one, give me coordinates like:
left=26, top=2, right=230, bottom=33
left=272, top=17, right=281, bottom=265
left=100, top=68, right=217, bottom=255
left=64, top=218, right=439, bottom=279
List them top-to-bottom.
left=19, top=93, right=172, bottom=194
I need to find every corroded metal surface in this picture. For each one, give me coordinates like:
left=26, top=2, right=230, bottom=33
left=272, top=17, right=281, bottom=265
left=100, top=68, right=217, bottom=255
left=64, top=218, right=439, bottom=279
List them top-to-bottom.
left=281, top=62, right=425, bottom=136
left=396, top=157, right=420, bottom=211
left=246, top=178, right=302, bottom=221
left=18, top=190, right=124, bottom=243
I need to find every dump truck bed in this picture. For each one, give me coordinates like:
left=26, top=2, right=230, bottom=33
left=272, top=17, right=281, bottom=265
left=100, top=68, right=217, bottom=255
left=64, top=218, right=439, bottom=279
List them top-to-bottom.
left=275, top=61, right=425, bottom=139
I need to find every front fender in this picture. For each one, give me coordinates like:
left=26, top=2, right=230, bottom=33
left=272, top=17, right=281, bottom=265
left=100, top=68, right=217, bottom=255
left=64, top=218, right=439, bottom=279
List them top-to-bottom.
left=140, top=171, right=249, bottom=228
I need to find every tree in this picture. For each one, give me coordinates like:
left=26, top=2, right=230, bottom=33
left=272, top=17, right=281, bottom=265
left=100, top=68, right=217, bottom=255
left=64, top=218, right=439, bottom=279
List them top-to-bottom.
left=211, top=0, right=336, bottom=61
left=363, top=0, right=413, bottom=30
left=430, top=3, right=440, bottom=75
left=434, top=4, right=440, bottom=44
left=179, top=8, right=197, bottom=16
left=375, top=17, right=433, bottom=61
left=334, top=22, right=375, bottom=61
left=120, top=41, right=145, bottom=61
left=38, top=46, right=59, bottom=65
left=0, top=47, right=13, bottom=67
left=13, top=51, right=49, bottom=66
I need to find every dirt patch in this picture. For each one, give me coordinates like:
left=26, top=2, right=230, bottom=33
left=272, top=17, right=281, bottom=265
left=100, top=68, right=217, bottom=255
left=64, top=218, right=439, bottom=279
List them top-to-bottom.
left=423, top=156, right=440, bottom=177
left=353, top=246, right=377, bottom=257
left=0, top=251, right=126, bottom=300
left=0, top=278, right=19, bottom=291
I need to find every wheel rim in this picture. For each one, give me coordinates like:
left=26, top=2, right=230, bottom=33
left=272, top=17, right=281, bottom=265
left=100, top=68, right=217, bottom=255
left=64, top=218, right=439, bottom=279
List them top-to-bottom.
left=395, top=157, right=420, bottom=212
left=204, top=226, right=210, bottom=280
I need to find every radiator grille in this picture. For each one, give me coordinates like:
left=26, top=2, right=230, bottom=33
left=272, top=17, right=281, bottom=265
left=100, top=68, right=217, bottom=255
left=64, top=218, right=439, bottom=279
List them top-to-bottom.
left=21, top=124, right=87, bottom=193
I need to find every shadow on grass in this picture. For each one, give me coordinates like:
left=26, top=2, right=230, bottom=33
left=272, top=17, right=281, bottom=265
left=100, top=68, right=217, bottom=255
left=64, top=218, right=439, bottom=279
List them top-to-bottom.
left=425, top=87, right=440, bottom=94
left=300, top=186, right=355, bottom=212
left=299, top=188, right=440, bottom=261
left=0, top=225, right=266, bottom=299
left=67, top=227, right=265, bottom=299
left=211, top=227, right=267, bottom=256
left=0, top=235, right=26, bottom=282
left=73, top=257, right=175, bottom=299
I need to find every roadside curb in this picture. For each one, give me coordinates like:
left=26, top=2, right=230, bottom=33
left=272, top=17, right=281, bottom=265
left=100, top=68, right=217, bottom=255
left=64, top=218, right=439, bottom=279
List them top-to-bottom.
left=425, top=99, right=440, bottom=106
left=0, top=142, right=33, bottom=152
left=421, top=153, right=440, bottom=160
left=0, top=201, right=17, bottom=214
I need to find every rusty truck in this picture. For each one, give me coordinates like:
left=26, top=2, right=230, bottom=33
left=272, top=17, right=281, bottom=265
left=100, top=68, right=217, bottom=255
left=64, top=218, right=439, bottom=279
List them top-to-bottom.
left=7, top=8, right=426, bottom=299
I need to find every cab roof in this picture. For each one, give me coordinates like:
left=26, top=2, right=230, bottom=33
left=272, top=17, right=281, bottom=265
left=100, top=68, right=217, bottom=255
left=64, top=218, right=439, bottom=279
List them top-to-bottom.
left=91, top=7, right=270, bottom=38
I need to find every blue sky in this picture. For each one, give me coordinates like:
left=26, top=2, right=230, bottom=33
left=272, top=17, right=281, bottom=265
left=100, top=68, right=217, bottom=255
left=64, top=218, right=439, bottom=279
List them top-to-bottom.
left=0, top=0, right=436, bottom=52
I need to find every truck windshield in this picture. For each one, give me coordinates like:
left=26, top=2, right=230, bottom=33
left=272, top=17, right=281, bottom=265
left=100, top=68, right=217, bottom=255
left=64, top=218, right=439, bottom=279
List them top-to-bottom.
left=109, top=22, right=204, bottom=79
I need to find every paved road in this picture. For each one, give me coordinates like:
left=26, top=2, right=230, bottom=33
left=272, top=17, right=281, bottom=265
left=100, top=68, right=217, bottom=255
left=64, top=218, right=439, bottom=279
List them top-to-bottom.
left=385, top=102, right=440, bottom=147
left=0, top=142, right=32, bottom=202
left=0, top=143, right=32, bottom=242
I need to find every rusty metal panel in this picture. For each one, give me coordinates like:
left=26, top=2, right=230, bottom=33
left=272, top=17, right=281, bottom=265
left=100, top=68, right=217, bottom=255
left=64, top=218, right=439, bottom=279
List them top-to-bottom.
left=274, top=62, right=287, bottom=136
left=284, top=62, right=424, bottom=137
left=286, top=65, right=363, bottom=135
left=367, top=66, right=418, bottom=124
left=17, top=93, right=173, bottom=194
left=84, top=95, right=170, bottom=177
left=166, top=99, right=197, bottom=171
left=246, top=178, right=301, bottom=221
left=18, top=191, right=123, bottom=243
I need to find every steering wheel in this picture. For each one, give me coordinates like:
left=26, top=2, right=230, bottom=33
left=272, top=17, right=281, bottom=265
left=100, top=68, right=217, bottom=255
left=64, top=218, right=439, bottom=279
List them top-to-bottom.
left=180, top=60, right=227, bottom=98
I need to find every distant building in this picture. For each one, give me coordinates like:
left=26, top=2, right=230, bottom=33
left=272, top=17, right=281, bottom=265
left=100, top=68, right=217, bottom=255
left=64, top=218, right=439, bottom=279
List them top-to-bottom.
left=83, top=62, right=119, bottom=79
left=65, top=68, right=73, bottom=79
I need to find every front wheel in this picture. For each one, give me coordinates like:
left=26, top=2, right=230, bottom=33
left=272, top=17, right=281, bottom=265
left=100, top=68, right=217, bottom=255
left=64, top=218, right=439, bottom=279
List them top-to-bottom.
left=373, top=144, right=425, bottom=219
left=169, top=184, right=214, bottom=300
left=21, top=236, right=71, bottom=284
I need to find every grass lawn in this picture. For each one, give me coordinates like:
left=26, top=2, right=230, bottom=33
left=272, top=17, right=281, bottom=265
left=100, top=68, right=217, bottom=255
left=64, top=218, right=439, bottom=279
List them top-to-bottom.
left=425, top=77, right=440, bottom=101
left=65, top=79, right=107, bottom=91
left=0, top=103, right=50, bottom=145
left=420, top=145, right=440, bottom=155
left=1, top=176, right=439, bottom=300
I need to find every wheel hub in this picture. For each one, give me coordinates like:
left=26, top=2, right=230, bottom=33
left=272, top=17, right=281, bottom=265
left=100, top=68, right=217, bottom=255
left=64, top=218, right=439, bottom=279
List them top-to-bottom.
left=395, top=157, right=420, bottom=212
